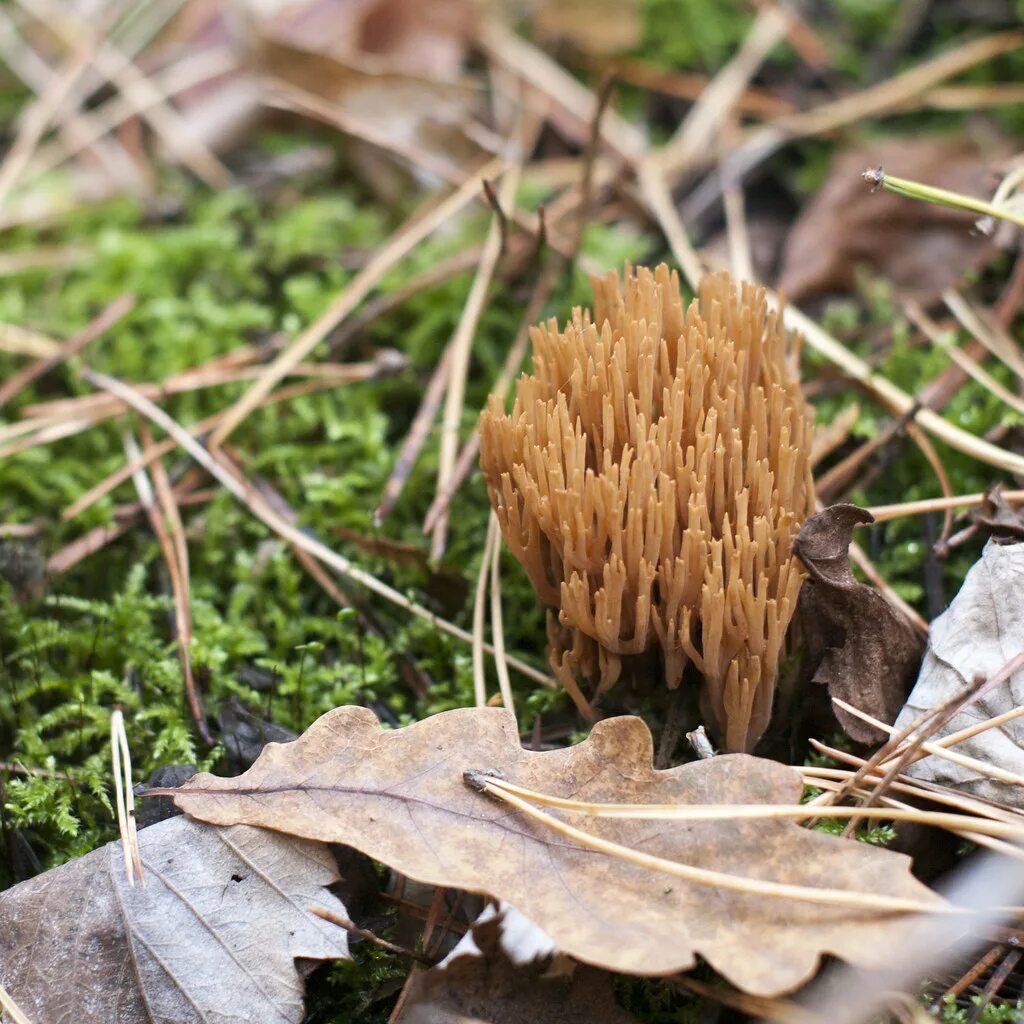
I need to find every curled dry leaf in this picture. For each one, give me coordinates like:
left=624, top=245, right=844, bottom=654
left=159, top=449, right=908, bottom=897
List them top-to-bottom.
left=250, top=36, right=485, bottom=181
left=778, top=137, right=1004, bottom=304
left=968, top=483, right=1024, bottom=543
left=795, top=504, right=925, bottom=744
left=894, top=541, right=1024, bottom=804
left=169, top=705, right=940, bottom=996
left=0, top=815, right=349, bottom=1024
left=395, top=904, right=640, bottom=1024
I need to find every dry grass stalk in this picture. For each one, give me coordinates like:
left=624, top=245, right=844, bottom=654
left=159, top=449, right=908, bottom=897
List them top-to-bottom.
left=208, top=156, right=503, bottom=448
left=432, top=165, right=522, bottom=559
left=480, top=265, right=815, bottom=752
left=0, top=293, right=134, bottom=409
left=80, top=368, right=556, bottom=690
left=124, top=429, right=211, bottom=746
left=109, top=707, right=144, bottom=887
left=475, top=773, right=951, bottom=914
left=479, top=774, right=1024, bottom=843
left=0, top=981, right=35, bottom=1024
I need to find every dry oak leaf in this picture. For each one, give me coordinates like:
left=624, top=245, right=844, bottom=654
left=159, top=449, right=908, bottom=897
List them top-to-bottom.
left=250, top=36, right=485, bottom=182
left=795, top=504, right=925, bottom=744
left=894, top=541, right=1024, bottom=805
left=169, top=705, right=941, bottom=997
left=0, top=815, right=349, bottom=1024
left=395, top=904, right=640, bottom=1024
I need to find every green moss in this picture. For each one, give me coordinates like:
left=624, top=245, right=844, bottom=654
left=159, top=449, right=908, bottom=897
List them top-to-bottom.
left=2, top=2, right=1020, bottom=1017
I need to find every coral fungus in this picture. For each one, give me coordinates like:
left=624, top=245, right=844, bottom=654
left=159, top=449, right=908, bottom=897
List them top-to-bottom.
left=479, top=265, right=815, bottom=752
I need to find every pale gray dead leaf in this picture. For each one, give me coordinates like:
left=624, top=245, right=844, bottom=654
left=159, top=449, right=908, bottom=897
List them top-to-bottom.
left=894, top=541, right=1024, bottom=803
left=0, top=815, right=349, bottom=1024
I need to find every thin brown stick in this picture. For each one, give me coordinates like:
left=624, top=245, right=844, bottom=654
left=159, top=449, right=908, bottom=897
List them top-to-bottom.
left=16, top=0, right=231, bottom=188
left=656, top=5, right=789, bottom=175
left=0, top=7, right=138, bottom=190
left=0, top=20, right=99, bottom=208
left=478, top=20, right=644, bottom=160
left=687, top=29, right=1024, bottom=203
left=28, top=46, right=235, bottom=179
left=586, top=57, right=793, bottom=116
left=573, top=73, right=616, bottom=262
left=265, top=81, right=469, bottom=187
left=644, top=141, right=1024, bottom=477
left=209, top=157, right=503, bottom=448
left=432, top=167, right=521, bottom=559
left=0, top=245, right=91, bottom=276
left=325, top=248, right=481, bottom=358
left=421, top=258, right=560, bottom=534
left=944, top=288, right=1024, bottom=383
left=0, top=293, right=134, bottom=408
left=906, top=302, right=1024, bottom=418
left=0, top=323, right=61, bottom=358
left=375, top=347, right=454, bottom=527
left=18, top=355, right=391, bottom=424
left=82, top=369, right=556, bottom=688
left=59, top=376, right=372, bottom=522
left=816, top=405, right=920, bottom=500
left=905, top=421, right=956, bottom=543
left=125, top=429, right=211, bottom=746
left=48, top=486, right=212, bottom=576
left=471, top=513, right=499, bottom=710
left=489, top=521, right=514, bottom=716
left=0, top=523, right=39, bottom=539
left=848, top=540, right=929, bottom=634
left=885, top=650, right=1024, bottom=766
left=809, top=673, right=992, bottom=814
left=834, top=697, right=1024, bottom=796
left=0, top=761, right=71, bottom=780
left=802, top=767, right=1024, bottom=828
left=482, top=775, right=1024, bottom=841
left=310, top=906, right=436, bottom=965
left=938, top=945, right=1006, bottom=1010
left=973, top=947, right=1022, bottom=1017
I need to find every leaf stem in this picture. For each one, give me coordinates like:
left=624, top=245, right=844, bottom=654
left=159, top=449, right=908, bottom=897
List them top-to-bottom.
left=864, top=167, right=1024, bottom=229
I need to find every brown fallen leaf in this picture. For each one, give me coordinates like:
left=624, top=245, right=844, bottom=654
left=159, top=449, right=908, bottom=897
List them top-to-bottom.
left=272, top=0, right=477, bottom=81
left=251, top=36, right=485, bottom=181
left=778, top=136, right=1004, bottom=304
left=794, top=504, right=925, bottom=744
left=894, top=541, right=1024, bottom=805
left=167, top=705, right=942, bottom=996
left=0, top=815, right=349, bottom=1023
left=395, top=904, right=640, bottom=1024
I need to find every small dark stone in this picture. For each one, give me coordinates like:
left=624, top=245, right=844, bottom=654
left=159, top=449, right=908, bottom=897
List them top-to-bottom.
left=0, top=542, right=45, bottom=601
left=218, top=696, right=296, bottom=771
left=135, top=764, right=197, bottom=828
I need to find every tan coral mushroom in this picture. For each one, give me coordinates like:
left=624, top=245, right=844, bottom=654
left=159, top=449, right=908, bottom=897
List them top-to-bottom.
left=479, top=265, right=815, bottom=753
